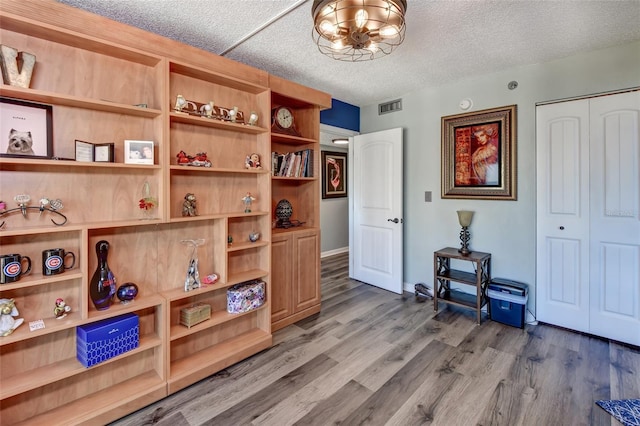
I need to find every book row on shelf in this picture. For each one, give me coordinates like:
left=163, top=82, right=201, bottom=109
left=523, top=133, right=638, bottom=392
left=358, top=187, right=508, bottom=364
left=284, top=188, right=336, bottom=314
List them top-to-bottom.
left=271, top=149, right=314, bottom=178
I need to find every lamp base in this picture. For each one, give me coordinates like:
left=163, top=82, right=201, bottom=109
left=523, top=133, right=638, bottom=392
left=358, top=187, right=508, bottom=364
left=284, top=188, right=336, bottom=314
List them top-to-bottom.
left=459, top=226, right=471, bottom=255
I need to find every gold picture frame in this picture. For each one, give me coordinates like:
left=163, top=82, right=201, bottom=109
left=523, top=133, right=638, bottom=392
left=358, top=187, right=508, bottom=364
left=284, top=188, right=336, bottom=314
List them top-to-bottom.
left=441, top=104, right=517, bottom=200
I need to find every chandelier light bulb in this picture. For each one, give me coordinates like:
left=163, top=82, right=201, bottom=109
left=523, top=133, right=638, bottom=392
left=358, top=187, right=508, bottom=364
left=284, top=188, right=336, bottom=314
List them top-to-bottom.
left=355, top=9, right=369, bottom=28
left=320, top=19, right=337, bottom=36
left=379, top=25, right=400, bottom=38
left=331, top=39, right=345, bottom=49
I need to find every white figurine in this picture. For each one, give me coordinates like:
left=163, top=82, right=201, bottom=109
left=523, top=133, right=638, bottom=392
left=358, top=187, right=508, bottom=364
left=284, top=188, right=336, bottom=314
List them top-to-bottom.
left=0, top=298, right=24, bottom=336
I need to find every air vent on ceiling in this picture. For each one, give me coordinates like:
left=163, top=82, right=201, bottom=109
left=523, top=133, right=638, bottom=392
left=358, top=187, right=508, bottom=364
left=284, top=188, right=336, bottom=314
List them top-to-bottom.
left=379, top=99, right=402, bottom=115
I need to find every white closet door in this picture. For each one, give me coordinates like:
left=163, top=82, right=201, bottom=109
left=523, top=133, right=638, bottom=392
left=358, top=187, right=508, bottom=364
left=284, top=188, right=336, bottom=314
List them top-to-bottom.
left=588, top=91, right=640, bottom=346
left=536, top=100, right=591, bottom=333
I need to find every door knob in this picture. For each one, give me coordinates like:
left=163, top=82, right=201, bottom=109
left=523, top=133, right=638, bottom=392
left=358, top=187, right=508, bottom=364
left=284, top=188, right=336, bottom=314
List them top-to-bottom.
left=387, top=218, right=400, bottom=223
left=559, top=226, right=565, bottom=230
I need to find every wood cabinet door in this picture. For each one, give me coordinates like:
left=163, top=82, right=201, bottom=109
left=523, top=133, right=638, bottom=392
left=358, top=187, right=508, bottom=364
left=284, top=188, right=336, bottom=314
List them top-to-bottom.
left=293, top=230, right=321, bottom=312
left=271, top=235, right=294, bottom=323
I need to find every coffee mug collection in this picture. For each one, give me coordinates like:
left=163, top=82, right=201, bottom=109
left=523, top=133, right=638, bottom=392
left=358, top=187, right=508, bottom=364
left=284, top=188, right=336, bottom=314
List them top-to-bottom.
left=0, top=249, right=76, bottom=284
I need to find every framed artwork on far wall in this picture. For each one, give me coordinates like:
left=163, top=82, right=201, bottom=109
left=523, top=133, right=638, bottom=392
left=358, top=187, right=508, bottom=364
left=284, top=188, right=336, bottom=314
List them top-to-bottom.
left=0, top=97, right=53, bottom=158
left=441, top=104, right=517, bottom=200
left=322, top=150, right=347, bottom=199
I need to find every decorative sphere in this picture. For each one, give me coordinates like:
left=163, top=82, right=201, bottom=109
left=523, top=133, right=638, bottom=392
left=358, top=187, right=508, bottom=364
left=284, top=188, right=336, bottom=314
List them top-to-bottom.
left=275, top=199, right=293, bottom=221
left=117, top=282, right=139, bottom=302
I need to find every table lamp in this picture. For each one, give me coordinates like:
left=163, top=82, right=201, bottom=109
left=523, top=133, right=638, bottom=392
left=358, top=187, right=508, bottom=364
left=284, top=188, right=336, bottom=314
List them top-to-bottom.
left=457, top=210, right=474, bottom=255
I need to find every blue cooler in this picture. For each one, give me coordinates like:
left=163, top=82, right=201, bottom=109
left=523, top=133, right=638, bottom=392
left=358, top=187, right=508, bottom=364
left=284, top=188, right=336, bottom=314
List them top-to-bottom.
left=488, top=278, right=528, bottom=329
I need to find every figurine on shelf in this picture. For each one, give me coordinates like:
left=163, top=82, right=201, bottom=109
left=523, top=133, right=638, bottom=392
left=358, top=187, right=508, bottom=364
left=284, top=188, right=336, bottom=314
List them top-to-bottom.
left=176, top=150, right=212, bottom=167
left=245, top=153, right=262, bottom=169
left=242, top=192, right=255, bottom=213
left=182, top=193, right=197, bottom=217
left=249, top=231, right=260, bottom=242
left=182, top=239, right=204, bottom=292
left=0, top=298, right=24, bottom=336
left=53, top=298, right=71, bottom=319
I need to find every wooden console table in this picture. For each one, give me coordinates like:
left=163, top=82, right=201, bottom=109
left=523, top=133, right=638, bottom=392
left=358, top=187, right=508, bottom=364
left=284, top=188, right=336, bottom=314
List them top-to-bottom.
left=433, top=247, right=491, bottom=324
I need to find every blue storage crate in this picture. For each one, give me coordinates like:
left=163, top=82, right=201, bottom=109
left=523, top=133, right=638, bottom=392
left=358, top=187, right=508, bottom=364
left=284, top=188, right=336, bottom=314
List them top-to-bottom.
left=488, top=279, right=528, bottom=329
left=76, top=313, right=139, bottom=367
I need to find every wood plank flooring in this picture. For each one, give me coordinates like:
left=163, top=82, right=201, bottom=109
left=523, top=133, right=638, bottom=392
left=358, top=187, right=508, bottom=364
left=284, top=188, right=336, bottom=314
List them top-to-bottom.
left=111, top=253, right=640, bottom=426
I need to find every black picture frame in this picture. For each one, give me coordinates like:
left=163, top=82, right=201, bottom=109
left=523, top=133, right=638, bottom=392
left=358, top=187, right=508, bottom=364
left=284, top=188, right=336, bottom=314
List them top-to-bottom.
left=0, top=97, right=53, bottom=159
left=322, top=150, right=347, bottom=199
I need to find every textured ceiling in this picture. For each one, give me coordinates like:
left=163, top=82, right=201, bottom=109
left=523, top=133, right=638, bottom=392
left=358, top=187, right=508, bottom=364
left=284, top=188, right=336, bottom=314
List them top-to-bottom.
left=56, top=0, right=640, bottom=107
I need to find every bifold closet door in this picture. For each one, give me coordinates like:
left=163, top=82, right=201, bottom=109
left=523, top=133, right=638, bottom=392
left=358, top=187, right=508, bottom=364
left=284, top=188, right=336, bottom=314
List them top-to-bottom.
left=536, top=90, right=640, bottom=346
left=588, top=91, right=640, bottom=346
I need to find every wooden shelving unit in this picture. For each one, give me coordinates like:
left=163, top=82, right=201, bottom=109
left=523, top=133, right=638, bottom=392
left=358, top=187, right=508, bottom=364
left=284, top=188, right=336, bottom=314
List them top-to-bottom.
left=0, top=1, right=328, bottom=422
left=269, top=76, right=331, bottom=331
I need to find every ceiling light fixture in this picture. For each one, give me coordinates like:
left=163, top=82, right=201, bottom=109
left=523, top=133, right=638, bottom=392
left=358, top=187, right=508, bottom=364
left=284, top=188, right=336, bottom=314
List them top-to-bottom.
left=312, top=0, right=407, bottom=62
left=332, top=138, right=349, bottom=144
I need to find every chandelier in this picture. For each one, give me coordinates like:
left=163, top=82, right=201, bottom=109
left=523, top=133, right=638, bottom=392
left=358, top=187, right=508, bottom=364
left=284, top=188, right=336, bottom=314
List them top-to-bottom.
left=312, top=0, right=407, bottom=61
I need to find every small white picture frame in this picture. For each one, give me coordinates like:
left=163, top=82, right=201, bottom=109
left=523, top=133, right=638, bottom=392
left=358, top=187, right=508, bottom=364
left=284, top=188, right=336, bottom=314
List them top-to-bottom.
left=124, top=140, right=154, bottom=165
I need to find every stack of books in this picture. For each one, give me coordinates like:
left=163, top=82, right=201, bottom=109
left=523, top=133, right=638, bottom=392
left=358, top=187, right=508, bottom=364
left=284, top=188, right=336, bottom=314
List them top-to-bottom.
left=271, top=149, right=313, bottom=177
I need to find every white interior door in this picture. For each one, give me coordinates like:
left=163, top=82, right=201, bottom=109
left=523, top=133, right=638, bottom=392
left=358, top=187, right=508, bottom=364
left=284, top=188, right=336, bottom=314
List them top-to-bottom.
left=588, top=91, right=640, bottom=346
left=536, top=99, right=591, bottom=333
left=349, top=128, right=403, bottom=294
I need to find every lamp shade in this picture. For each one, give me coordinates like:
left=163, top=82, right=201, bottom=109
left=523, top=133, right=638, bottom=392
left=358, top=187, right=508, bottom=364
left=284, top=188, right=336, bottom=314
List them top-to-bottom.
left=457, top=210, right=474, bottom=227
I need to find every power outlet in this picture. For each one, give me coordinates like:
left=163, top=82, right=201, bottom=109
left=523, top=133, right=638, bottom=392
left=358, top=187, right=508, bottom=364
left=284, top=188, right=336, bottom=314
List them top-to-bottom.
left=425, top=191, right=432, bottom=202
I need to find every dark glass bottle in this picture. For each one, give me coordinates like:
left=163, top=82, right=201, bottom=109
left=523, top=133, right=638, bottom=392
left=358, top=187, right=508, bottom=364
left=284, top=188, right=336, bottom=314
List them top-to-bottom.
left=90, top=240, right=116, bottom=310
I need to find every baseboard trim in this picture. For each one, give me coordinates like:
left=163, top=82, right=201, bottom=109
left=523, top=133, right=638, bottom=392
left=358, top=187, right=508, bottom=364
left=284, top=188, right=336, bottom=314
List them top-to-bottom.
left=321, top=247, right=349, bottom=258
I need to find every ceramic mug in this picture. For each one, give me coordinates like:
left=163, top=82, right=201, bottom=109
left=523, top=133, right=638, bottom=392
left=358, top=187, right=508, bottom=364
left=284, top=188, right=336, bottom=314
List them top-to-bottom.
left=42, top=248, right=76, bottom=276
left=0, top=254, right=32, bottom=283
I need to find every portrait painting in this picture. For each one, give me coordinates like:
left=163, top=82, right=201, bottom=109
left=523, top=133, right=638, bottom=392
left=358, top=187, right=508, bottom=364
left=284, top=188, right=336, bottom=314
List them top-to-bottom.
left=0, top=97, right=53, bottom=158
left=441, top=105, right=517, bottom=200
left=322, top=151, right=347, bottom=199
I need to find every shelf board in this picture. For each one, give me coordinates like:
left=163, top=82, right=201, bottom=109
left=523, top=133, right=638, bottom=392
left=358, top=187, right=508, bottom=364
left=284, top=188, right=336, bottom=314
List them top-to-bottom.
left=0, top=12, right=163, bottom=67
left=169, top=61, right=268, bottom=94
left=0, top=86, right=162, bottom=117
left=170, top=111, right=268, bottom=133
left=271, top=133, right=317, bottom=145
left=0, top=156, right=162, bottom=171
left=170, top=165, right=270, bottom=174
left=169, top=211, right=269, bottom=223
left=0, top=224, right=84, bottom=237
left=272, top=225, right=319, bottom=236
left=226, top=240, right=269, bottom=252
left=161, top=269, right=268, bottom=302
left=227, top=269, right=269, bottom=286
left=436, top=269, right=479, bottom=285
left=0, top=271, right=83, bottom=291
left=436, top=290, right=485, bottom=309
left=87, top=294, right=164, bottom=320
left=170, top=304, right=268, bottom=341
left=168, top=328, right=271, bottom=393
left=0, top=334, right=162, bottom=400
left=11, top=370, right=166, bottom=426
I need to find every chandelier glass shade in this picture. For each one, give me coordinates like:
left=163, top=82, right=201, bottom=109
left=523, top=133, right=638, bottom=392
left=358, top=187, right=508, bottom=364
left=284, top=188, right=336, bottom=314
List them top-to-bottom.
left=311, top=0, right=407, bottom=61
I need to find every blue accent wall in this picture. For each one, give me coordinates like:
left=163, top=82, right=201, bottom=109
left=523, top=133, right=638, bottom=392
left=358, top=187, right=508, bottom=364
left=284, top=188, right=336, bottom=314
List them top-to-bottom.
left=320, top=98, right=360, bottom=132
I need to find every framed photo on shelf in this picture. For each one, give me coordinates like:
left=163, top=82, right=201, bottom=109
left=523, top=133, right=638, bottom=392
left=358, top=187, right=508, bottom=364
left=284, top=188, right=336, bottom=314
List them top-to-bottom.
left=0, top=97, right=53, bottom=158
left=441, top=104, right=517, bottom=200
left=124, top=140, right=154, bottom=165
left=322, top=150, right=347, bottom=199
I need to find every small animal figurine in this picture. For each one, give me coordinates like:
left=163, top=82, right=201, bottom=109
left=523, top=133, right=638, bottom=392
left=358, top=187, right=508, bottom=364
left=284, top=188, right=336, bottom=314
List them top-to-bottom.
left=245, top=153, right=261, bottom=169
left=182, top=193, right=197, bottom=217
left=249, top=231, right=260, bottom=242
left=0, top=298, right=24, bottom=336
left=53, top=298, right=71, bottom=319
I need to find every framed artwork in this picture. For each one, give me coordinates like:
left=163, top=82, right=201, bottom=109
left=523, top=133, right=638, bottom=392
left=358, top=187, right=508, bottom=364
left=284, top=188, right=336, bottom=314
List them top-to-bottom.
left=0, top=97, right=53, bottom=158
left=441, top=104, right=517, bottom=200
left=124, top=140, right=154, bottom=164
left=322, top=150, right=347, bottom=199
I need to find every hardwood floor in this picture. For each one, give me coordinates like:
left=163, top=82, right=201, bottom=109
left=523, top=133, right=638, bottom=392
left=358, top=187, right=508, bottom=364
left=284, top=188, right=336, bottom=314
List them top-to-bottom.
left=111, top=253, right=639, bottom=425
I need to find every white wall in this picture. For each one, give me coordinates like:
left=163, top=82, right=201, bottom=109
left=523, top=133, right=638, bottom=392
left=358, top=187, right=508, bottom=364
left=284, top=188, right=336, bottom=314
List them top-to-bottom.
left=359, top=41, right=640, bottom=314
left=319, top=125, right=354, bottom=256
